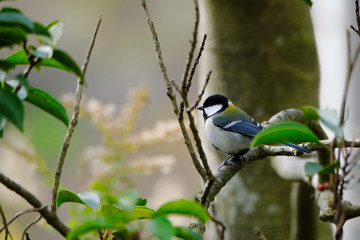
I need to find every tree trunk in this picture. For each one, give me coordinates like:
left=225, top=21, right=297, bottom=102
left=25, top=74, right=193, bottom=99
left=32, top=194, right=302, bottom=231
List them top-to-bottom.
left=199, top=0, right=327, bottom=239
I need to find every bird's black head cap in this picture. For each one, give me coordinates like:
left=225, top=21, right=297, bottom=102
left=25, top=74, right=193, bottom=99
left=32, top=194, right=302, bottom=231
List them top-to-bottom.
left=198, top=94, right=229, bottom=119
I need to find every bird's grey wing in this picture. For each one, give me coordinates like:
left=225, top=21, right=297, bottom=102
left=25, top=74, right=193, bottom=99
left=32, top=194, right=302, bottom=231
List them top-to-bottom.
left=213, top=117, right=264, bottom=138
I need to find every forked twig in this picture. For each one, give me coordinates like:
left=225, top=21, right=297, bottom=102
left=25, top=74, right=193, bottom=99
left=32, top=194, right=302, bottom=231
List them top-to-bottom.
left=51, top=16, right=103, bottom=212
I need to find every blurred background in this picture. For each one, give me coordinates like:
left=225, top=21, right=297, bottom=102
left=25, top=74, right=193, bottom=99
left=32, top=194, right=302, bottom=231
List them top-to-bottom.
left=0, top=0, right=359, bottom=239
left=0, top=0, right=204, bottom=239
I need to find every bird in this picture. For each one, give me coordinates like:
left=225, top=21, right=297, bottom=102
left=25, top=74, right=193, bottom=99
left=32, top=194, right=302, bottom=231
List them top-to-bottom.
left=197, top=94, right=310, bottom=168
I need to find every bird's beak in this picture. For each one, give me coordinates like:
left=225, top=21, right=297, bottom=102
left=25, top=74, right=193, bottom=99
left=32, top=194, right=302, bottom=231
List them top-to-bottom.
left=197, top=106, right=204, bottom=111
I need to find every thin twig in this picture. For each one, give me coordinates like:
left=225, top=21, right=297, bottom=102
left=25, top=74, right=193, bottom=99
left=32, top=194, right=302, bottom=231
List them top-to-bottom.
left=141, top=0, right=207, bottom=180
left=181, top=0, right=200, bottom=92
left=351, top=0, right=360, bottom=36
left=51, top=16, right=102, bottom=212
left=339, top=30, right=360, bottom=125
left=186, top=34, right=207, bottom=90
left=189, top=70, right=212, bottom=111
left=0, top=172, right=70, bottom=237
left=0, top=204, right=12, bottom=240
left=0, top=206, right=47, bottom=233
left=21, top=215, right=42, bottom=240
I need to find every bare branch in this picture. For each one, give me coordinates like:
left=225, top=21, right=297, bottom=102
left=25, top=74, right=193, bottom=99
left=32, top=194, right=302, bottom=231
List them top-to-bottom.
left=141, top=0, right=208, bottom=181
left=181, top=0, right=200, bottom=91
left=351, top=0, right=360, bottom=36
left=51, top=16, right=103, bottom=212
left=185, top=34, right=207, bottom=91
left=189, top=70, right=212, bottom=111
left=0, top=172, right=70, bottom=237
left=0, top=204, right=12, bottom=240
left=0, top=206, right=46, bottom=233
left=21, top=215, right=42, bottom=240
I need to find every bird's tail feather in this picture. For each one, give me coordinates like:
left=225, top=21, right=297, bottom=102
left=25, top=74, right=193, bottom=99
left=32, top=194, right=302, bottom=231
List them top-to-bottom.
left=285, top=143, right=311, bottom=153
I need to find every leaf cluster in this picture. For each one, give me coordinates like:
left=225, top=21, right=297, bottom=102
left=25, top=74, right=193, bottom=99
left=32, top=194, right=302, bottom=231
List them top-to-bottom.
left=0, top=6, right=84, bottom=137
left=57, top=189, right=209, bottom=240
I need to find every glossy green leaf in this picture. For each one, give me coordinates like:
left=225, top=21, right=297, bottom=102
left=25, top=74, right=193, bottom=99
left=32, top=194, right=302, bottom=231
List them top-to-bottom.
left=302, top=0, right=313, bottom=7
left=0, top=8, right=22, bottom=14
left=0, top=12, right=33, bottom=31
left=33, top=22, right=51, bottom=38
left=0, top=25, right=26, bottom=47
left=52, top=49, right=84, bottom=82
left=5, top=50, right=68, bottom=71
left=0, top=87, right=24, bottom=131
left=25, top=87, right=69, bottom=126
left=302, top=105, right=320, bottom=121
left=251, top=121, right=320, bottom=147
left=304, top=162, right=323, bottom=177
left=57, top=189, right=83, bottom=208
left=56, top=190, right=100, bottom=211
left=77, top=192, right=100, bottom=211
left=154, top=199, right=210, bottom=222
left=67, top=216, right=127, bottom=240
left=146, top=216, right=174, bottom=240
left=175, top=226, right=202, bottom=240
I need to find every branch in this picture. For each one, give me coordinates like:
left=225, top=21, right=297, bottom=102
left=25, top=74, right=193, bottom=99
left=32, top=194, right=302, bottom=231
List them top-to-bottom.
left=141, top=0, right=209, bottom=181
left=351, top=0, right=360, bottom=36
left=51, top=16, right=102, bottom=212
left=0, top=172, right=70, bottom=237
left=0, top=204, right=11, bottom=240
left=0, top=206, right=46, bottom=233
left=21, top=215, right=42, bottom=240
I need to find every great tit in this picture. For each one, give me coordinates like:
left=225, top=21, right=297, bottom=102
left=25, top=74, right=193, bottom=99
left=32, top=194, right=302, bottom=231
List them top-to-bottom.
left=197, top=94, right=310, bottom=167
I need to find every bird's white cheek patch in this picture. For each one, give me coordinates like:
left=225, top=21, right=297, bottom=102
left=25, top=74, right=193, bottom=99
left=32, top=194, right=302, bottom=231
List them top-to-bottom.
left=204, top=104, right=222, bottom=117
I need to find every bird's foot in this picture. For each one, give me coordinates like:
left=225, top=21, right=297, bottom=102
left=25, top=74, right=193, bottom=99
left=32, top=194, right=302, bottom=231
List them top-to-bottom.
left=218, top=155, right=237, bottom=170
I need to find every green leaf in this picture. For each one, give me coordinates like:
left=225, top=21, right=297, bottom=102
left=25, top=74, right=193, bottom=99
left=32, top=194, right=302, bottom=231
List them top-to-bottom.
left=302, top=0, right=313, bottom=7
left=0, top=12, right=34, bottom=31
left=33, top=22, right=51, bottom=38
left=0, top=25, right=27, bottom=47
left=4, top=49, right=67, bottom=71
left=52, top=49, right=84, bottom=82
left=0, top=87, right=24, bottom=131
left=25, top=87, right=69, bottom=126
left=302, top=105, right=320, bottom=121
left=318, top=108, right=343, bottom=139
left=0, top=112, right=6, bottom=138
left=251, top=121, right=320, bottom=147
left=304, top=162, right=323, bottom=177
left=304, top=162, right=339, bottom=177
left=318, top=162, right=339, bottom=175
left=56, top=190, right=100, bottom=211
left=57, top=190, right=83, bottom=208
left=117, top=190, right=138, bottom=213
left=77, top=192, right=100, bottom=211
left=136, top=197, right=147, bottom=206
left=154, top=199, right=210, bottom=222
left=101, top=204, right=130, bottom=219
left=101, top=204, right=154, bottom=221
left=132, top=206, right=155, bottom=219
left=67, top=216, right=127, bottom=240
left=146, top=216, right=174, bottom=240
left=174, top=226, right=202, bottom=240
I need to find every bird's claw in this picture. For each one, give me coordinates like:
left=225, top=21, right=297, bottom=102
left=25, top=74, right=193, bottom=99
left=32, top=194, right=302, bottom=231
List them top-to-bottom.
left=218, top=156, right=237, bottom=170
